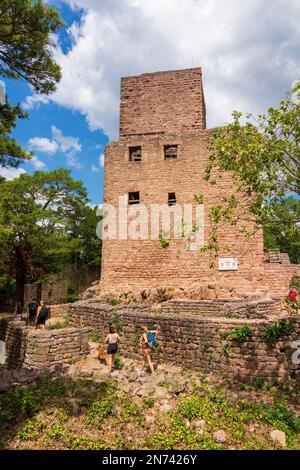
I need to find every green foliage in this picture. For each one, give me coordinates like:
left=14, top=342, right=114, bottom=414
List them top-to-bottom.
left=0, top=0, right=63, bottom=94
left=203, top=87, right=300, bottom=255
left=0, top=102, right=31, bottom=168
left=0, top=168, right=91, bottom=312
left=263, top=197, right=300, bottom=264
left=159, top=229, right=170, bottom=248
left=290, top=275, right=300, bottom=291
left=62, top=285, right=80, bottom=303
left=106, top=296, right=119, bottom=306
left=106, top=311, right=122, bottom=332
left=47, top=315, right=69, bottom=330
left=262, top=320, right=293, bottom=347
left=226, top=325, right=253, bottom=342
left=89, top=332, right=102, bottom=343
left=222, top=343, right=231, bottom=357
left=114, top=352, right=124, bottom=370
left=1, top=373, right=299, bottom=450
left=252, top=377, right=272, bottom=391
left=157, top=380, right=169, bottom=388
left=143, top=397, right=155, bottom=409
left=85, top=398, right=114, bottom=428
left=121, top=399, right=144, bottom=425
left=18, top=417, right=43, bottom=441
left=66, top=434, right=105, bottom=450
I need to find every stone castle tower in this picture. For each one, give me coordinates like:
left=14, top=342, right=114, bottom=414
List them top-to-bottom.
left=99, top=68, right=296, bottom=299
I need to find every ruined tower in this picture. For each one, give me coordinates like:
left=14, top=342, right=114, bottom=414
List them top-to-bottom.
left=100, top=68, right=269, bottom=297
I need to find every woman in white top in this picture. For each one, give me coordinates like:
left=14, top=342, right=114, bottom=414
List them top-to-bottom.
left=104, top=326, right=121, bottom=372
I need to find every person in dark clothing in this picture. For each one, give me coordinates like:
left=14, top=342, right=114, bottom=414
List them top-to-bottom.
left=28, top=298, right=38, bottom=326
left=35, top=300, right=49, bottom=329
left=104, top=326, right=121, bottom=372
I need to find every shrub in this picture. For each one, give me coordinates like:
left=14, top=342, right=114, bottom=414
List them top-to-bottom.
left=107, top=296, right=119, bottom=306
left=47, top=315, right=69, bottom=330
left=262, top=320, right=293, bottom=347
left=227, top=325, right=253, bottom=342
left=89, top=332, right=101, bottom=343
left=114, top=353, right=123, bottom=370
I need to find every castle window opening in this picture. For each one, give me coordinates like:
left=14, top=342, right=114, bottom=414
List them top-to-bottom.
left=164, top=145, right=178, bottom=160
left=129, top=146, right=142, bottom=162
left=128, top=191, right=140, bottom=205
left=168, top=192, right=177, bottom=206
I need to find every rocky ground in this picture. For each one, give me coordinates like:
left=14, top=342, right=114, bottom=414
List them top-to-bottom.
left=0, top=338, right=299, bottom=450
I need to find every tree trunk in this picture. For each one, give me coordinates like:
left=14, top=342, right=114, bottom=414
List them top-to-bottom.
left=15, top=247, right=27, bottom=315
left=36, top=283, right=42, bottom=304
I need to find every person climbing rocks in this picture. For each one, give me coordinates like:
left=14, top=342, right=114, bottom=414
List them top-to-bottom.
left=28, top=298, right=38, bottom=326
left=35, top=300, right=49, bottom=329
left=141, top=325, right=159, bottom=374
left=105, top=326, right=121, bottom=372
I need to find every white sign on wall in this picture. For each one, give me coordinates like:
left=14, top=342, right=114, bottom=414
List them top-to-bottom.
left=218, top=257, right=238, bottom=271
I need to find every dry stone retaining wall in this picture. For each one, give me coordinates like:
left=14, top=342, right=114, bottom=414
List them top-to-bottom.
left=69, top=300, right=300, bottom=384
left=0, top=319, right=89, bottom=370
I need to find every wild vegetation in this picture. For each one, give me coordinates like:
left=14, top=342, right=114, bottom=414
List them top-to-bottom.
left=0, top=371, right=299, bottom=450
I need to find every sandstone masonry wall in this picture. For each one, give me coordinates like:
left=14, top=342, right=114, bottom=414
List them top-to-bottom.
left=120, top=68, right=206, bottom=137
left=69, top=300, right=300, bottom=384
left=0, top=320, right=89, bottom=370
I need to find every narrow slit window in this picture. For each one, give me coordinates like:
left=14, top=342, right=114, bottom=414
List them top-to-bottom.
left=164, top=145, right=178, bottom=160
left=129, top=146, right=142, bottom=162
left=128, top=191, right=140, bottom=205
left=168, top=192, right=176, bottom=206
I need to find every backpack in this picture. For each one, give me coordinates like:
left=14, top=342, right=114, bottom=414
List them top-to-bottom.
left=28, top=303, right=37, bottom=315
left=40, top=305, right=49, bottom=319
left=147, top=331, right=158, bottom=349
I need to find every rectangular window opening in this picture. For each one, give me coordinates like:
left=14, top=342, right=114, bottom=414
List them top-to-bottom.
left=164, top=145, right=178, bottom=160
left=129, top=146, right=142, bottom=162
left=128, top=191, right=140, bottom=205
left=168, top=192, right=176, bottom=206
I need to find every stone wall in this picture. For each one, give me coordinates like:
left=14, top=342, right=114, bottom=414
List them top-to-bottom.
left=102, top=66, right=300, bottom=298
left=120, top=68, right=206, bottom=137
left=24, top=264, right=99, bottom=306
left=69, top=300, right=300, bottom=384
left=0, top=319, right=89, bottom=370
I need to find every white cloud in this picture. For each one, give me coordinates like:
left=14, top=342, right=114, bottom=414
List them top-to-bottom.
left=24, top=0, right=300, bottom=138
left=23, top=94, right=49, bottom=111
left=51, top=125, right=81, bottom=154
left=28, top=126, right=82, bottom=169
left=28, top=137, right=58, bottom=154
left=91, top=153, right=104, bottom=172
left=99, top=153, right=104, bottom=167
left=30, top=156, right=46, bottom=170
left=91, top=164, right=100, bottom=172
left=0, top=167, right=26, bottom=180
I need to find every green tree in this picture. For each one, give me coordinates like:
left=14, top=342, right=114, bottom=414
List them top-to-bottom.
left=0, top=0, right=64, bottom=94
left=0, top=0, right=64, bottom=170
left=201, top=81, right=300, bottom=255
left=0, top=101, right=31, bottom=168
left=0, top=168, right=90, bottom=314
left=264, top=197, right=300, bottom=264
left=70, top=205, right=102, bottom=269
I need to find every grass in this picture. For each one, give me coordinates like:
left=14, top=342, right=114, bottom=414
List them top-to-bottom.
left=47, top=315, right=69, bottom=330
left=0, top=373, right=299, bottom=450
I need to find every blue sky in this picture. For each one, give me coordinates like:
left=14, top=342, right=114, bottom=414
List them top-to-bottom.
left=1, top=0, right=299, bottom=205
left=1, top=2, right=108, bottom=205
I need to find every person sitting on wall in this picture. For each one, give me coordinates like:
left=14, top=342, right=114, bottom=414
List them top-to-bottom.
left=28, top=297, right=38, bottom=326
left=35, top=300, right=49, bottom=330
left=141, top=325, right=159, bottom=374
left=104, top=326, right=121, bottom=373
